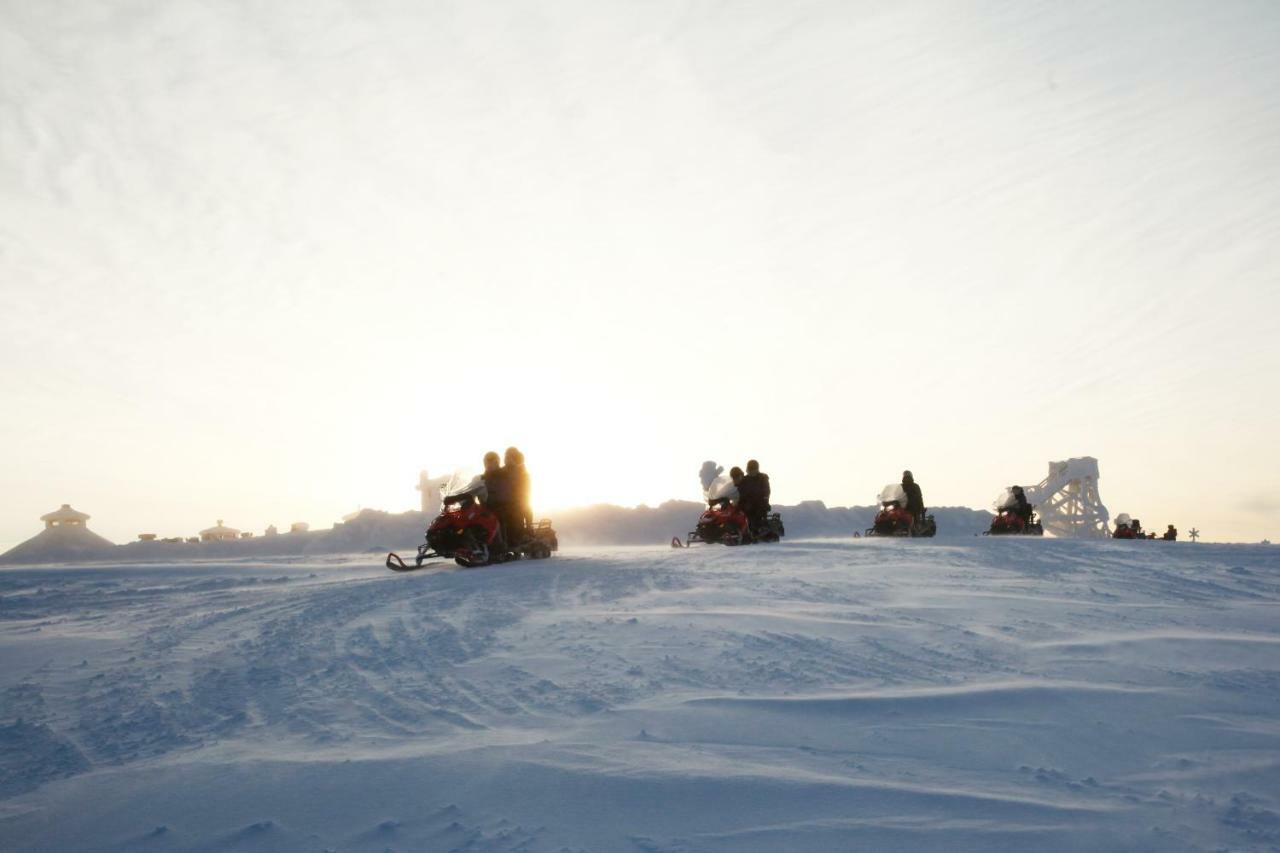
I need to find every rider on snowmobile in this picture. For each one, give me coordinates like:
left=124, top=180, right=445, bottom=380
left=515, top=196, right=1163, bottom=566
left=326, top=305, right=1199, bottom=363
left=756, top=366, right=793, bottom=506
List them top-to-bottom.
left=504, top=446, right=531, bottom=543
left=482, top=451, right=515, bottom=546
left=737, top=460, right=772, bottom=537
left=728, top=466, right=745, bottom=497
left=901, top=470, right=925, bottom=525
left=1010, top=486, right=1033, bottom=525
left=1162, top=524, right=1177, bottom=541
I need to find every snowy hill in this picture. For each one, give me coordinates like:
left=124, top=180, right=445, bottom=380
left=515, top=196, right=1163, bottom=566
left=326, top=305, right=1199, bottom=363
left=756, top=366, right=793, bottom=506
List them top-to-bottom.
left=554, top=500, right=994, bottom=545
left=0, top=502, right=996, bottom=565
left=0, top=523, right=115, bottom=565
left=1, top=539, right=1277, bottom=851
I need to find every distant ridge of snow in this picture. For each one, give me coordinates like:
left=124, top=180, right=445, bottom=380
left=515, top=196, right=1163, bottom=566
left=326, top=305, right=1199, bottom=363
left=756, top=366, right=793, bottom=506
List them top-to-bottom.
left=555, top=501, right=995, bottom=545
left=0, top=502, right=995, bottom=564
left=0, top=523, right=115, bottom=564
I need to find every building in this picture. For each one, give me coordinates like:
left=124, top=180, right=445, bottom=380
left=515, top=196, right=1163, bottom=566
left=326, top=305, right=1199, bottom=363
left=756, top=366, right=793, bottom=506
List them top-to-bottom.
left=418, top=470, right=449, bottom=516
left=0, top=504, right=115, bottom=565
left=41, top=504, right=91, bottom=529
left=199, top=520, right=241, bottom=542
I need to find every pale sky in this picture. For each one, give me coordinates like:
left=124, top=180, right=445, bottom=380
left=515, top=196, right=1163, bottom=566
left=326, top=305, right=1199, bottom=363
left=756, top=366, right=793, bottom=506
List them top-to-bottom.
left=2, top=0, right=1278, bottom=549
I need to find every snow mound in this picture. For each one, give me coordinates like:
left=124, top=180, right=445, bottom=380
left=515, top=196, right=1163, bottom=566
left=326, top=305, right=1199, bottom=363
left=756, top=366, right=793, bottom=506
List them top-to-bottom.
left=0, top=524, right=115, bottom=565
left=0, top=539, right=1277, bottom=851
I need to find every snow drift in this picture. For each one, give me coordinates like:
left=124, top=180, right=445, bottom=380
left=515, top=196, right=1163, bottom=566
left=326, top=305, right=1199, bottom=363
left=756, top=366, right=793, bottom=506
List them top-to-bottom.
left=1, top=538, right=1277, bottom=851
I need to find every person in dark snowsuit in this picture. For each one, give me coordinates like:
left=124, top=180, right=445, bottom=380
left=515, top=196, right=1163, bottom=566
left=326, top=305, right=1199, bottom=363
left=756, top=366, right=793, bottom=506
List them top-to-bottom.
left=503, top=446, right=532, bottom=543
left=481, top=451, right=513, bottom=546
left=737, top=459, right=772, bottom=537
left=901, top=470, right=925, bottom=526
left=1010, top=486, right=1034, bottom=527
left=1162, top=524, right=1177, bottom=541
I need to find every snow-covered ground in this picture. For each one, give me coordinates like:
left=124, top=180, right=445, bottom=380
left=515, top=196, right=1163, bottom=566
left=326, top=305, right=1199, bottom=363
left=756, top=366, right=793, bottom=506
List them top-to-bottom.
left=1, top=539, right=1278, bottom=852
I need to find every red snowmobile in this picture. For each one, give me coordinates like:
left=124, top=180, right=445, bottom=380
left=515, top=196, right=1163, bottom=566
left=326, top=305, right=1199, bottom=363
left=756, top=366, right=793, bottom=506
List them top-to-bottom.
left=679, top=467, right=784, bottom=547
left=386, top=473, right=557, bottom=570
left=865, top=484, right=937, bottom=537
left=985, top=487, right=1044, bottom=536
left=687, top=497, right=752, bottom=546
left=1111, top=514, right=1141, bottom=539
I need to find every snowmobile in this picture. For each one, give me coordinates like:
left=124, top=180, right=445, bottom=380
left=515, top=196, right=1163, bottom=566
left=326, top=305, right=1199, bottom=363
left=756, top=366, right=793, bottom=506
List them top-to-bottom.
left=679, top=468, right=784, bottom=547
left=386, top=473, right=557, bottom=570
left=864, top=484, right=937, bottom=537
left=985, top=487, right=1044, bottom=536
left=1111, top=513, right=1141, bottom=539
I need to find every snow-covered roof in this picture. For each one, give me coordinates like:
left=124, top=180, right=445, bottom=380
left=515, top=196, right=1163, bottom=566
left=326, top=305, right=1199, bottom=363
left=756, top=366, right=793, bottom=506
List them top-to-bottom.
left=40, top=504, right=90, bottom=523
left=200, top=520, right=240, bottom=536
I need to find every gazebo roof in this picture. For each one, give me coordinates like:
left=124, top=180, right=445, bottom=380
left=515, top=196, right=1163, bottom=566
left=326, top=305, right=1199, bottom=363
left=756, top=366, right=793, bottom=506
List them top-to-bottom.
left=41, top=504, right=90, bottom=523
left=200, top=519, right=240, bottom=536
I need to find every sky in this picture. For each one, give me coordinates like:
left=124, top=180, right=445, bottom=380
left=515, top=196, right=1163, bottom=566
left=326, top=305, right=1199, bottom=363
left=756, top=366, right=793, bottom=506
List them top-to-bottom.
left=1, top=0, right=1278, bottom=549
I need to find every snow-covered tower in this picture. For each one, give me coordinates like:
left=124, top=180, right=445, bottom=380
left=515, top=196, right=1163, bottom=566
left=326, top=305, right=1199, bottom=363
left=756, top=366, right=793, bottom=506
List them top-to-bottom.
left=1022, top=457, right=1110, bottom=539
left=417, top=470, right=450, bottom=516
left=1, top=504, right=115, bottom=564
left=41, top=504, right=90, bottom=529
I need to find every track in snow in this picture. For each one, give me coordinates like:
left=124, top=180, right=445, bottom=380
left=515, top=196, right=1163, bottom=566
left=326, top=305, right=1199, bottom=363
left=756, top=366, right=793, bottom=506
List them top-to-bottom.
left=1, top=539, right=1278, bottom=851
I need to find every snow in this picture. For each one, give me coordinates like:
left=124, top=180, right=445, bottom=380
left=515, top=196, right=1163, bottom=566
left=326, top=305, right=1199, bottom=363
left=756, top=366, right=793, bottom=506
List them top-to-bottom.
left=2, top=539, right=1278, bottom=851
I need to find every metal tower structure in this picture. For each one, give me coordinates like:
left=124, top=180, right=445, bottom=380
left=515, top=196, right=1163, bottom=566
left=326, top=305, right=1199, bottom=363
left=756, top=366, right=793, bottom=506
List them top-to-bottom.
left=1022, top=457, right=1111, bottom=539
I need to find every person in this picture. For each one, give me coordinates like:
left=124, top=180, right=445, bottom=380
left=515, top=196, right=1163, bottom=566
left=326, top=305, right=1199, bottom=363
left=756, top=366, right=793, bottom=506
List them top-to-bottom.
left=504, top=446, right=532, bottom=543
left=481, top=451, right=513, bottom=545
left=737, top=460, right=772, bottom=536
left=728, top=466, right=745, bottom=498
left=901, top=470, right=925, bottom=525
left=1009, top=486, right=1033, bottom=523
left=1130, top=518, right=1145, bottom=538
left=1113, top=520, right=1134, bottom=539
left=1162, top=524, right=1177, bottom=541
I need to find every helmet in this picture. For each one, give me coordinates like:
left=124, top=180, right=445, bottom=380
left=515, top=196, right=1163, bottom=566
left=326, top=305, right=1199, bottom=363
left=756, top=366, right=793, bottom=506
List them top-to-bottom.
left=504, top=446, right=523, bottom=466
left=483, top=451, right=500, bottom=470
left=746, top=460, right=760, bottom=474
left=730, top=466, right=744, bottom=481
left=902, top=470, right=913, bottom=481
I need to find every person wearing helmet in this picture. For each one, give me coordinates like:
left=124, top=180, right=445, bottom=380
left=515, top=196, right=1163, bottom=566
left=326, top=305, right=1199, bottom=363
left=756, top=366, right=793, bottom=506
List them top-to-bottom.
left=504, top=446, right=532, bottom=543
left=482, top=451, right=513, bottom=546
left=737, top=460, right=772, bottom=538
left=901, top=470, right=925, bottom=526
left=1010, top=485, right=1034, bottom=526
left=1162, top=524, right=1178, bottom=541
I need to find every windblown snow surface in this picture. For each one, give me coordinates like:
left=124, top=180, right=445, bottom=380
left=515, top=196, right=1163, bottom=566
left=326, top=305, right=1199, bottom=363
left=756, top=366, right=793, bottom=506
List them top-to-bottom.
left=1, top=539, right=1278, bottom=852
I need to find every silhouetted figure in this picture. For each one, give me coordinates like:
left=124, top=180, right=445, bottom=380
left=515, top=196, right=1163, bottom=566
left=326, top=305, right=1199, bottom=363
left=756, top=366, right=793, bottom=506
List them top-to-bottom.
left=504, top=446, right=532, bottom=543
left=482, top=451, right=513, bottom=546
left=737, top=460, right=772, bottom=537
left=902, top=470, right=925, bottom=525
left=1010, top=485, right=1034, bottom=526
left=1130, top=518, right=1144, bottom=538
left=1162, top=525, right=1177, bottom=541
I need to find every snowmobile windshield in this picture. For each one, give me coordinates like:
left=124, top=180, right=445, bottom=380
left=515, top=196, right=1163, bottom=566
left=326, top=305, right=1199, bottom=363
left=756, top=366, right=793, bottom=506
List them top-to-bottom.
left=441, top=471, right=486, bottom=504
left=705, top=474, right=739, bottom=502
left=879, top=484, right=908, bottom=506
left=993, top=488, right=1027, bottom=512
